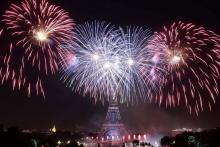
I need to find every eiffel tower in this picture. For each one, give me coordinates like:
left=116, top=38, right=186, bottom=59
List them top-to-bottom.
left=100, top=98, right=127, bottom=143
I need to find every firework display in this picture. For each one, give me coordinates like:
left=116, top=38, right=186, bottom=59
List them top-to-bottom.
left=0, top=0, right=74, bottom=96
left=0, top=0, right=220, bottom=114
left=59, top=21, right=165, bottom=103
left=150, top=21, right=220, bottom=114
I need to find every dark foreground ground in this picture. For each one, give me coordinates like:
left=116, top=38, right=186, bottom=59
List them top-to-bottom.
left=0, top=125, right=220, bottom=147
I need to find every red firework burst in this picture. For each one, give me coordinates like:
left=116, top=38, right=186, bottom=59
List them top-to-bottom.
left=0, top=0, right=74, bottom=96
left=3, top=0, right=74, bottom=74
left=151, top=21, right=220, bottom=115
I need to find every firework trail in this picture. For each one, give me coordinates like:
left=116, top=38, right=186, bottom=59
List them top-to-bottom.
left=0, top=0, right=74, bottom=96
left=59, top=21, right=166, bottom=103
left=150, top=21, right=220, bottom=114
left=0, top=29, right=2, bottom=36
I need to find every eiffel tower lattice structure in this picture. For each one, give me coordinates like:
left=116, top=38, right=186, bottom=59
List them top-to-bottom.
left=100, top=98, right=127, bottom=143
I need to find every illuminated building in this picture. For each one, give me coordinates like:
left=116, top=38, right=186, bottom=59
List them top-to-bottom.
left=100, top=99, right=127, bottom=145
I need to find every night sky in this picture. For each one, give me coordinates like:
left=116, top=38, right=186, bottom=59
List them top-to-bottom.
left=0, top=0, right=220, bottom=132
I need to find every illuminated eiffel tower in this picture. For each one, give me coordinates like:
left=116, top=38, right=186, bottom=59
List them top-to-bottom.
left=100, top=98, right=127, bottom=143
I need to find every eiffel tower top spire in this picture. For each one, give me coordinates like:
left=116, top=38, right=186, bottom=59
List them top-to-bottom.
left=109, top=97, right=119, bottom=106
left=104, top=99, right=122, bottom=124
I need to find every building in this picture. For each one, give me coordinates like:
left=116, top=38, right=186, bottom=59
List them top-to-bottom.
left=100, top=98, right=127, bottom=145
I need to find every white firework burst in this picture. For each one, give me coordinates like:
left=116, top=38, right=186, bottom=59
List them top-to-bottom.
left=59, top=21, right=166, bottom=104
